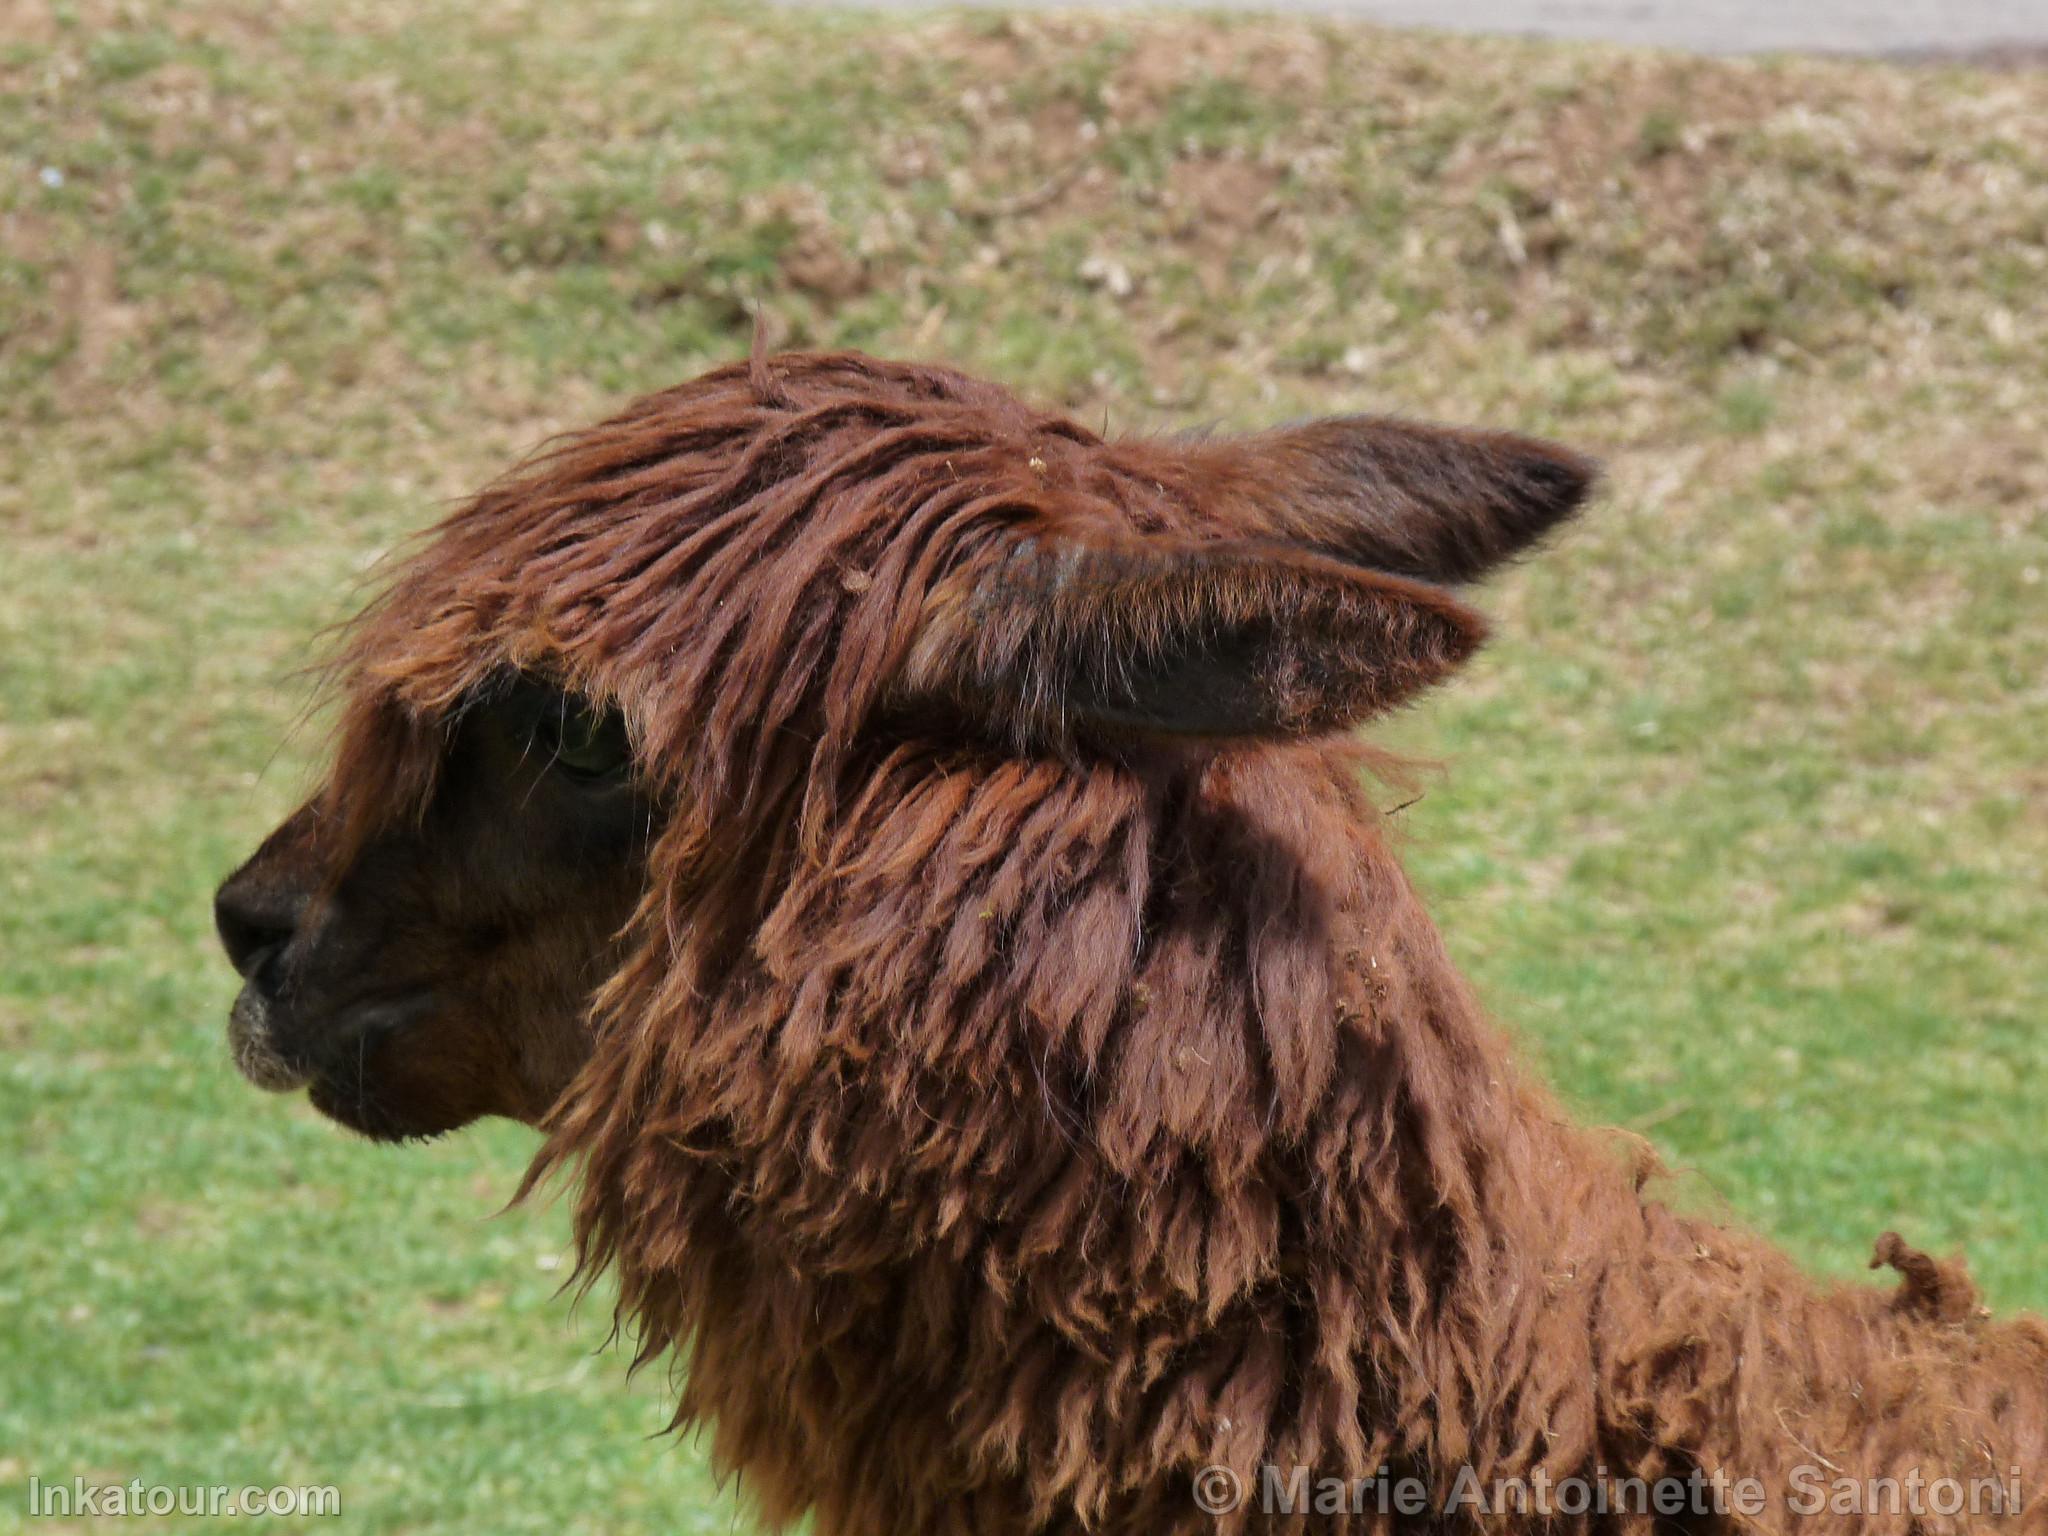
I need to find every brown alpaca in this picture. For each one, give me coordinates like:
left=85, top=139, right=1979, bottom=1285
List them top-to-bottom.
left=215, top=351, right=2047, bottom=1534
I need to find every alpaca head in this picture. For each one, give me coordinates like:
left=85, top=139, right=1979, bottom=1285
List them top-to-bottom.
left=214, top=351, right=1593, bottom=1142
left=214, top=676, right=652, bottom=1137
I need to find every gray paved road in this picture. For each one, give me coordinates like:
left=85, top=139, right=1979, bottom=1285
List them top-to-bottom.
left=783, top=0, right=2048, bottom=56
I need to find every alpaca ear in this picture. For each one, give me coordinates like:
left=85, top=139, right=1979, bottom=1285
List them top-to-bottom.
left=1182, top=417, right=1598, bottom=585
left=899, top=531, right=1487, bottom=743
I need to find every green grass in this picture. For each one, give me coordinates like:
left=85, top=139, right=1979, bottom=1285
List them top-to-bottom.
left=3, top=2, right=2044, bottom=1530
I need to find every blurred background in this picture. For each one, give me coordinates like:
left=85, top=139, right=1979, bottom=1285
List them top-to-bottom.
left=2, top=0, right=2043, bottom=1530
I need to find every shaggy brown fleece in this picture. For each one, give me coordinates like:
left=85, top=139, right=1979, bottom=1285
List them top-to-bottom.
left=322, top=351, right=2046, bottom=1534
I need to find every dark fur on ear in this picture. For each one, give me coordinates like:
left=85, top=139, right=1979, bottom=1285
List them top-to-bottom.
left=1183, top=416, right=1599, bottom=585
left=899, top=528, right=1487, bottom=746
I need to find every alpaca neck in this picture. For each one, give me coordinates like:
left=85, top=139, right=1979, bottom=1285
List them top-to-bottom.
left=538, top=738, right=2048, bottom=1534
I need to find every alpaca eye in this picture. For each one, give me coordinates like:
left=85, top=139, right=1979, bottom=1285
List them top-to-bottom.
left=533, top=699, right=632, bottom=783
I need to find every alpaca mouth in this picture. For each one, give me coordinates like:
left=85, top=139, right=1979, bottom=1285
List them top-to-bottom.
left=226, top=988, right=433, bottom=1095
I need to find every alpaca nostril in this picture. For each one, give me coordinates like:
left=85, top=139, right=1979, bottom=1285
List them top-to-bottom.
left=214, top=886, right=299, bottom=986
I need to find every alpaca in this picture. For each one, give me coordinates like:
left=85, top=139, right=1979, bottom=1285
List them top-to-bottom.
left=216, top=350, right=2047, bottom=1534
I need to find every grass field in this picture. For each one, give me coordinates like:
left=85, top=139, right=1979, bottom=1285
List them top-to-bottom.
left=2, top=1, right=2043, bottom=1530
